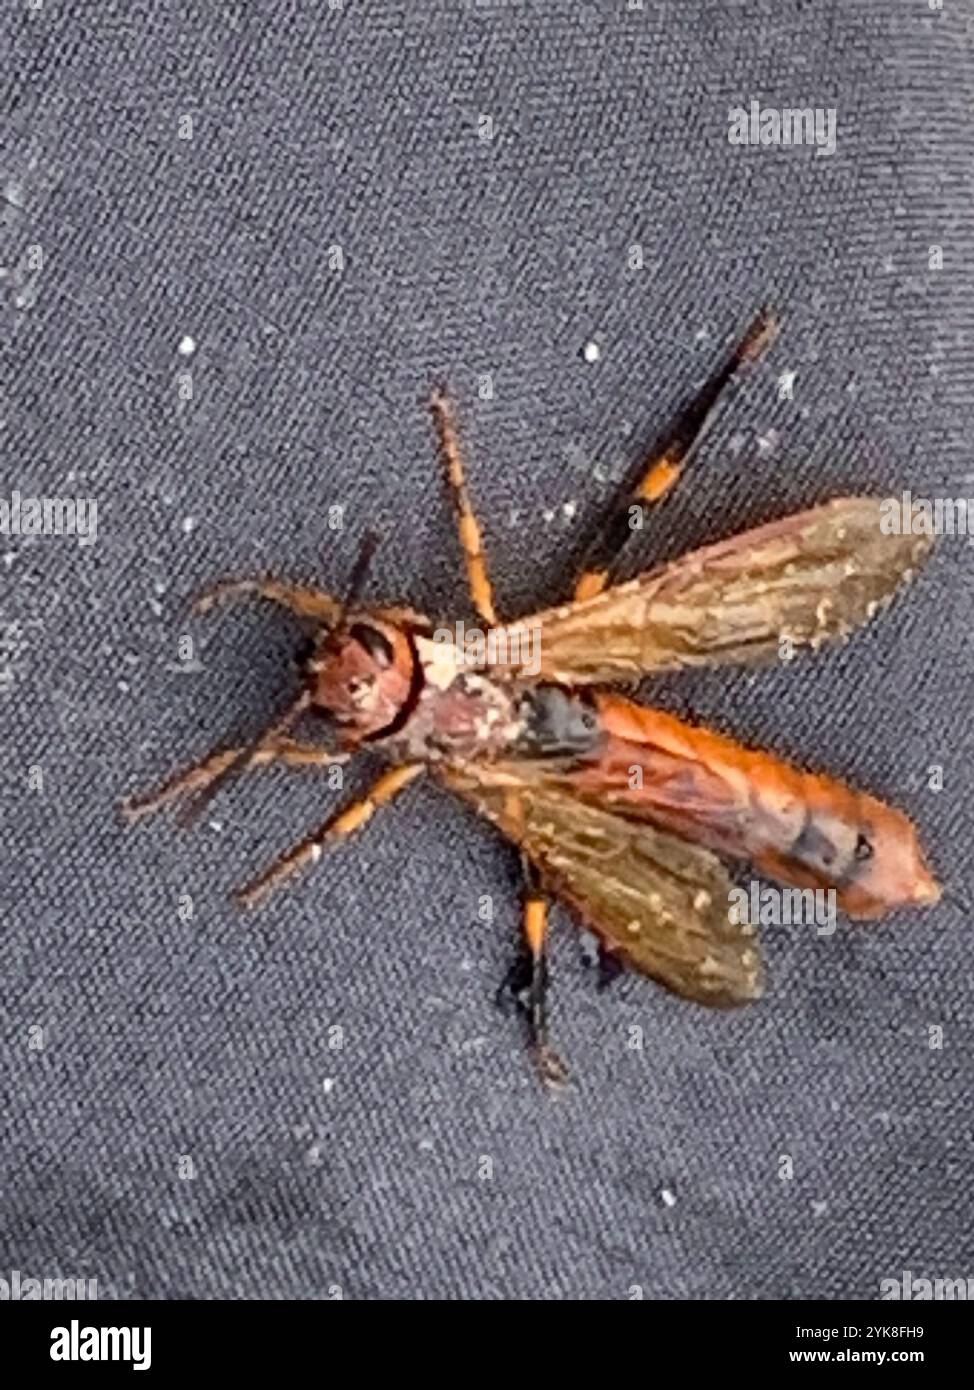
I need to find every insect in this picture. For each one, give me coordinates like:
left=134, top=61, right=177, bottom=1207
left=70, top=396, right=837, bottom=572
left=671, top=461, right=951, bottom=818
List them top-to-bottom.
left=123, top=309, right=940, bottom=1086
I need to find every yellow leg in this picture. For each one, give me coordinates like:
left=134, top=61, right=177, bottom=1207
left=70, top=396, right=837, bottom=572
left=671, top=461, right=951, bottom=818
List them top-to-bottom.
left=574, top=307, right=779, bottom=600
left=430, top=387, right=498, bottom=625
left=193, top=577, right=341, bottom=625
left=121, top=739, right=348, bottom=822
left=233, top=763, right=424, bottom=909
left=495, top=854, right=569, bottom=1090
left=522, top=888, right=568, bottom=1089
left=524, top=895, right=548, bottom=962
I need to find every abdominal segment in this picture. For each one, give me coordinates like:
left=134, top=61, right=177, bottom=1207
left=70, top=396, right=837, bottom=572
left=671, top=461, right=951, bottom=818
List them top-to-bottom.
left=563, top=694, right=940, bottom=919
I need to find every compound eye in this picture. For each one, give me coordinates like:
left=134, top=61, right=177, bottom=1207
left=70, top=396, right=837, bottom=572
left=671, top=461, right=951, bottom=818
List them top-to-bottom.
left=349, top=622, right=395, bottom=666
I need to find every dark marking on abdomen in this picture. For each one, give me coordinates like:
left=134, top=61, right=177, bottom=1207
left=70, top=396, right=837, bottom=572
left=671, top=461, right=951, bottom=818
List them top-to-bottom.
left=515, top=685, right=605, bottom=762
left=789, top=807, right=876, bottom=890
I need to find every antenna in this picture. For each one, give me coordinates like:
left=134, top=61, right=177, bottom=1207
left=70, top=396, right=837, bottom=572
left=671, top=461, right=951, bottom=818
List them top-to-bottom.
left=338, top=530, right=379, bottom=621
left=176, top=533, right=379, bottom=828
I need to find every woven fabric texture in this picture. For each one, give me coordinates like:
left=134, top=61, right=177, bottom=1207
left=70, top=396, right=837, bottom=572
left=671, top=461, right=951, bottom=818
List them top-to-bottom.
left=2, top=1, right=972, bottom=1299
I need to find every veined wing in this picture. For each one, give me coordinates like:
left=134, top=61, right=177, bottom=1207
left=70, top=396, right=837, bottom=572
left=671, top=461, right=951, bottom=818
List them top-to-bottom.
left=494, top=497, right=932, bottom=684
left=439, top=761, right=764, bottom=1007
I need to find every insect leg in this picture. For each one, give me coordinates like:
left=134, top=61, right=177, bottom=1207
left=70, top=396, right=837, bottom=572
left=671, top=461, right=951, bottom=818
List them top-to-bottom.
left=573, top=307, right=779, bottom=600
left=430, top=386, right=499, bottom=625
left=193, top=578, right=341, bottom=625
left=121, top=739, right=350, bottom=821
left=232, top=763, right=424, bottom=909
left=496, top=857, right=569, bottom=1089
left=596, top=944, right=625, bottom=991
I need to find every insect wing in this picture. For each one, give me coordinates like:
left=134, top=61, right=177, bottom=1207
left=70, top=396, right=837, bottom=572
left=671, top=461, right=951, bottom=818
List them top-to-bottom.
left=497, top=497, right=932, bottom=684
left=440, top=762, right=764, bottom=1007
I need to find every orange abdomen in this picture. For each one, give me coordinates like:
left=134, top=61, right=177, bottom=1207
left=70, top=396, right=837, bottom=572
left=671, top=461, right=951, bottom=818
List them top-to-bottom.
left=566, top=695, right=940, bottom=919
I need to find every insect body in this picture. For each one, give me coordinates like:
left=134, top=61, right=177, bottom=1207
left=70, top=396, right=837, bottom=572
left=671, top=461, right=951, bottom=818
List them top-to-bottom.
left=124, top=311, right=940, bottom=1084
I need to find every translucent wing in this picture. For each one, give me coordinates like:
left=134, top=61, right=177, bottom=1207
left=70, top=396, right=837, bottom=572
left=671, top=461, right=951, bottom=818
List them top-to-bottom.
left=496, top=497, right=933, bottom=684
left=439, top=762, right=764, bottom=1007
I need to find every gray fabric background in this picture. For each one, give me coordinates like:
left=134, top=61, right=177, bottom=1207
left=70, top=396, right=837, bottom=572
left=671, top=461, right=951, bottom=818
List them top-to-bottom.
left=2, top=1, right=973, bottom=1301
